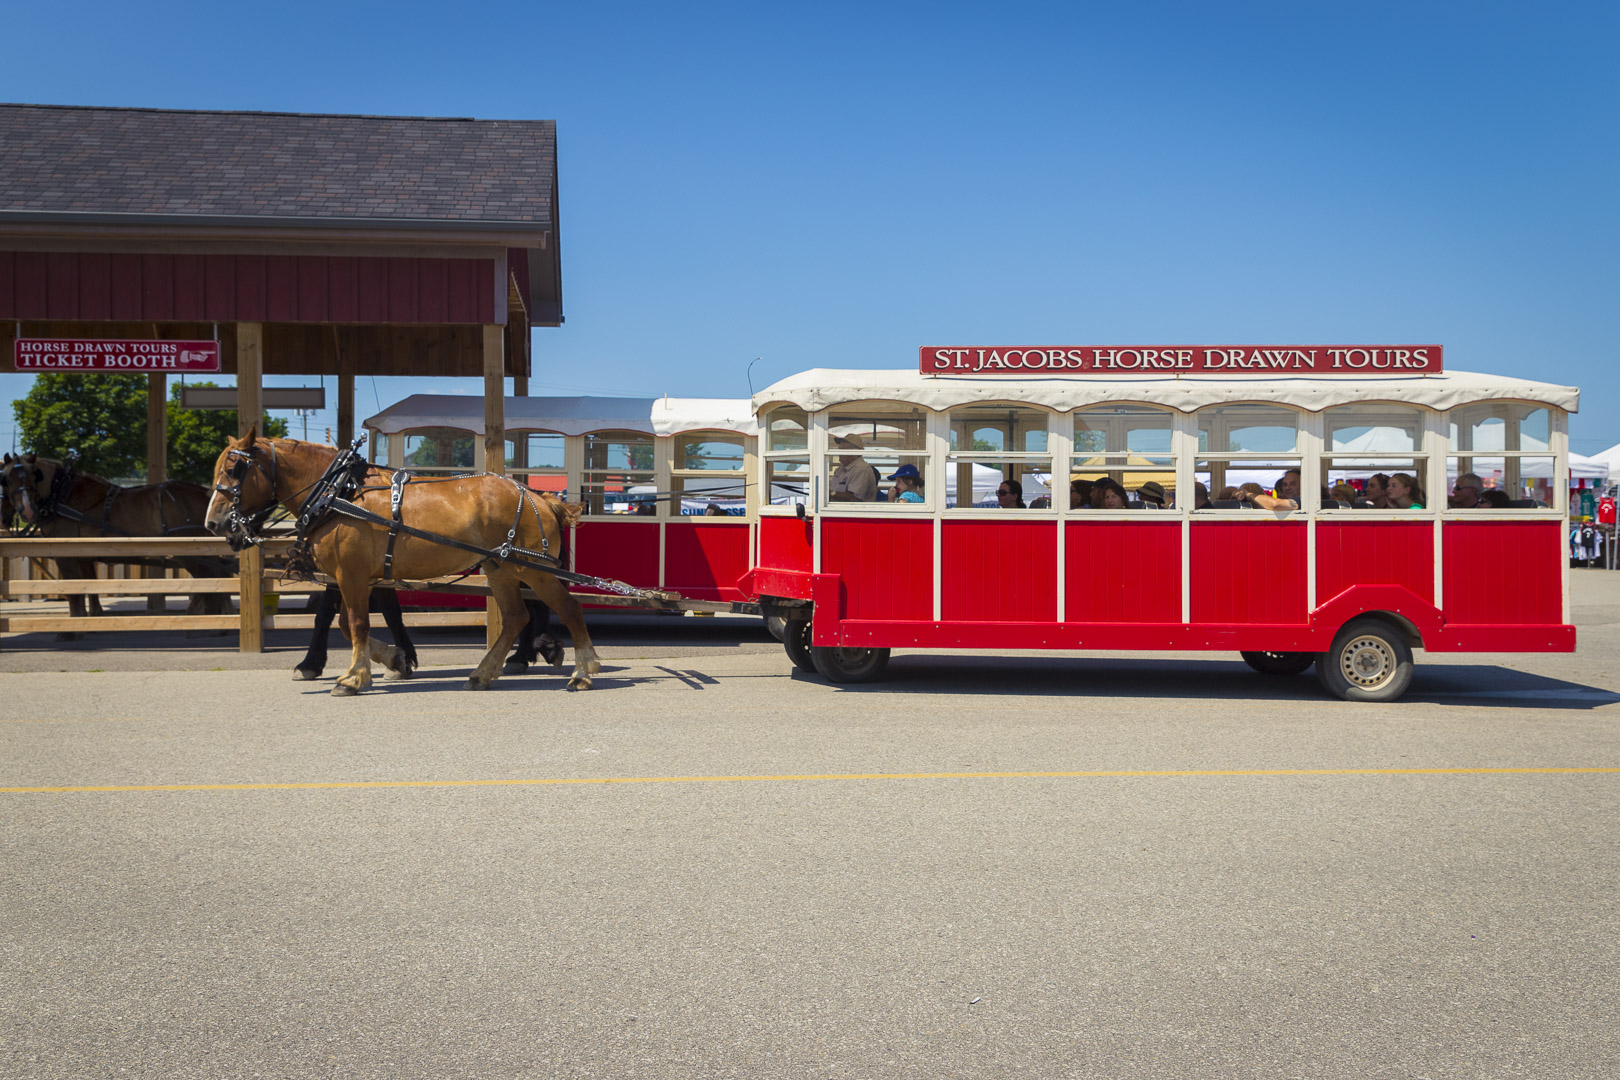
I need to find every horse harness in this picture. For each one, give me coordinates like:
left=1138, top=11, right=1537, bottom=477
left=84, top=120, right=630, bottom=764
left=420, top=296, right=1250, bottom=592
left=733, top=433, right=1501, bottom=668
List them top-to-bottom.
left=10, top=458, right=201, bottom=538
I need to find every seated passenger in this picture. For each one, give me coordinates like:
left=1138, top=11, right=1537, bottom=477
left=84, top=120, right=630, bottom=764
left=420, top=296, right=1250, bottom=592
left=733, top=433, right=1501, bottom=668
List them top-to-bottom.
left=830, top=435, right=877, bottom=502
left=888, top=464, right=924, bottom=503
left=1275, top=468, right=1302, bottom=504
left=1449, top=471, right=1484, bottom=509
left=1363, top=472, right=1392, bottom=508
left=1388, top=472, right=1425, bottom=509
left=1070, top=478, right=1094, bottom=509
left=1094, top=478, right=1128, bottom=509
left=996, top=479, right=1026, bottom=508
left=1237, top=480, right=1296, bottom=511
left=1137, top=481, right=1166, bottom=509
left=1192, top=482, right=1211, bottom=510
left=1330, top=482, right=1357, bottom=506
left=1216, top=485, right=1240, bottom=502
left=1479, top=488, right=1511, bottom=508
left=1029, top=496, right=1051, bottom=509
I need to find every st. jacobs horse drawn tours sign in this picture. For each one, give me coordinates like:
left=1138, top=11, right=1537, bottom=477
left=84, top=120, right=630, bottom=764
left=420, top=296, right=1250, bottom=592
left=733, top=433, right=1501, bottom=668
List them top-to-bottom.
left=919, top=345, right=1444, bottom=375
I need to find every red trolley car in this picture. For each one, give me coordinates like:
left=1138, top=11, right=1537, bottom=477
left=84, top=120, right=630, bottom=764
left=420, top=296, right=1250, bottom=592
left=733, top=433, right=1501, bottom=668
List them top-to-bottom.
left=743, top=350, right=1579, bottom=701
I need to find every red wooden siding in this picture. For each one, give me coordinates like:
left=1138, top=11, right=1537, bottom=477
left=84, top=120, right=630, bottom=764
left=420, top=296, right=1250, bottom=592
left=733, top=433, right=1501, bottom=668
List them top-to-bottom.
left=0, top=251, right=496, bottom=325
left=759, top=515, right=813, bottom=573
left=820, top=518, right=933, bottom=622
left=941, top=520, right=1057, bottom=623
left=1065, top=521, right=1181, bottom=622
left=1316, top=521, right=1434, bottom=606
left=574, top=522, right=659, bottom=590
left=664, top=522, right=751, bottom=598
left=1191, top=522, right=1308, bottom=624
left=1442, top=522, right=1564, bottom=625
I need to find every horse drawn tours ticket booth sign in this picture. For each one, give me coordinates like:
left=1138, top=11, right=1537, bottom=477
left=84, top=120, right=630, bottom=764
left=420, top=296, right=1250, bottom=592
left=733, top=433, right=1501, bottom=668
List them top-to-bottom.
left=0, top=103, right=562, bottom=650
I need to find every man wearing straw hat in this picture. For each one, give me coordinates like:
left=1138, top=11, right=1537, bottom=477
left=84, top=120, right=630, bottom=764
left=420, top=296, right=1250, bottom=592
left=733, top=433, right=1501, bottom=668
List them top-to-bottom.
left=830, top=434, right=878, bottom=502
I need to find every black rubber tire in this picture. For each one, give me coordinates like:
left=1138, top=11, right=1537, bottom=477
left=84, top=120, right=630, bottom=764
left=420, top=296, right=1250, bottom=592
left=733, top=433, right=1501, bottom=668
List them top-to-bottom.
left=765, top=614, right=788, bottom=642
left=1316, top=618, right=1415, bottom=702
left=783, top=619, right=817, bottom=672
left=810, top=644, right=891, bottom=684
left=1241, top=650, right=1315, bottom=676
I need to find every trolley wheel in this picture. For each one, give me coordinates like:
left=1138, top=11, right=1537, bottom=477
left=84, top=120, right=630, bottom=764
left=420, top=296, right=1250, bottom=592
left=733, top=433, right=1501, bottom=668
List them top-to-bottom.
left=765, top=614, right=788, bottom=642
left=783, top=618, right=817, bottom=672
left=1316, top=618, right=1414, bottom=703
left=810, top=645, right=891, bottom=684
left=1240, top=650, right=1315, bottom=676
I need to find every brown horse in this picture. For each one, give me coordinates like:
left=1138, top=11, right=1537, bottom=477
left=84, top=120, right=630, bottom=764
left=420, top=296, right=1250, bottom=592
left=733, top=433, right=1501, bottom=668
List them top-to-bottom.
left=204, top=429, right=600, bottom=695
left=2, top=453, right=229, bottom=628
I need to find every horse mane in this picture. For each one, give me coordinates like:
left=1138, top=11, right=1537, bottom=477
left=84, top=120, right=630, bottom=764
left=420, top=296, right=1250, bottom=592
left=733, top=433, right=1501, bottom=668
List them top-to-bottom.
left=537, top=492, right=580, bottom=568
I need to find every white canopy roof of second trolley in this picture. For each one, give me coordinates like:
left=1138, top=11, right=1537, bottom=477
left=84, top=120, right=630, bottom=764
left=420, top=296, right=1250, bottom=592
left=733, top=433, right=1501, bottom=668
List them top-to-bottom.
left=752, top=368, right=1580, bottom=414
left=364, top=394, right=759, bottom=437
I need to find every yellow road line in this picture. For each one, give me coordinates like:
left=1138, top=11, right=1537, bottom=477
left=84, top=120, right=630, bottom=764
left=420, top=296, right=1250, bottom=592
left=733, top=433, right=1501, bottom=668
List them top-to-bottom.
left=3, top=766, right=1617, bottom=795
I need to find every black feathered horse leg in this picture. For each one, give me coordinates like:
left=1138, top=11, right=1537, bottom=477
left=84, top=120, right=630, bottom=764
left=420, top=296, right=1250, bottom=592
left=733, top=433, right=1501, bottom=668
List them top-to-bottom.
left=295, top=586, right=417, bottom=681
left=503, top=598, right=563, bottom=674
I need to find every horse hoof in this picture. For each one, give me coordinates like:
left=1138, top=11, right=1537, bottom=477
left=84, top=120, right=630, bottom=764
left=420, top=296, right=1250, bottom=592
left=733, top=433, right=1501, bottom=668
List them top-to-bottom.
left=502, top=660, right=530, bottom=676
left=293, top=667, right=321, bottom=681
left=465, top=677, right=490, bottom=691
left=567, top=677, right=593, bottom=691
left=331, top=683, right=359, bottom=697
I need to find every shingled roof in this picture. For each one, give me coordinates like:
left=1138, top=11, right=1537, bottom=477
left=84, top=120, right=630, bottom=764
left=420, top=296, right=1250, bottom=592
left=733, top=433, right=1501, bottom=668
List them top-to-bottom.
left=0, top=103, right=558, bottom=228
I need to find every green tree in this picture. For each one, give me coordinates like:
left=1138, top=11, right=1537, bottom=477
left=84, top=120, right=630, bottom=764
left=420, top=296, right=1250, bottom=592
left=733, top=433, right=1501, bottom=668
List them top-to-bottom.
left=12, top=374, right=286, bottom=484
left=165, top=382, right=288, bottom=485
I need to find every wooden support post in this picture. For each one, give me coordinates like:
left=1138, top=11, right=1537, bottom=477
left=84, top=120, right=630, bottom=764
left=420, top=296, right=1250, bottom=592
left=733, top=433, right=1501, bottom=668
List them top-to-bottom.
left=237, top=323, right=265, bottom=652
left=484, top=324, right=505, bottom=648
left=337, top=362, right=355, bottom=449
left=146, top=373, right=168, bottom=610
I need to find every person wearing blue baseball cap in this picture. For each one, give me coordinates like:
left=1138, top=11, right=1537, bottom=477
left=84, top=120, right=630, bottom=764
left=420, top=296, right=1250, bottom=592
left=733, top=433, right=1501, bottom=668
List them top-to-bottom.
left=887, top=463, right=924, bottom=503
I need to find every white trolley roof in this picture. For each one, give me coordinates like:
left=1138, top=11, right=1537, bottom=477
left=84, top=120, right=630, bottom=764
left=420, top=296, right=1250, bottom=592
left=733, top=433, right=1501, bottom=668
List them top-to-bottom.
left=752, top=368, right=1580, bottom=415
left=364, top=395, right=759, bottom=438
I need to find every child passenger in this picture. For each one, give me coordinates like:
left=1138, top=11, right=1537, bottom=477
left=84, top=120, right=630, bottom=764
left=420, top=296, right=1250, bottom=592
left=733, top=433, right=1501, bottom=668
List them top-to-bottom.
left=887, top=464, right=924, bottom=503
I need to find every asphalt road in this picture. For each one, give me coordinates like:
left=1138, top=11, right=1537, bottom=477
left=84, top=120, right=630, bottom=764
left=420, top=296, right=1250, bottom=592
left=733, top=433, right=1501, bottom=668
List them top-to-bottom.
left=3, top=573, right=1618, bottom=1079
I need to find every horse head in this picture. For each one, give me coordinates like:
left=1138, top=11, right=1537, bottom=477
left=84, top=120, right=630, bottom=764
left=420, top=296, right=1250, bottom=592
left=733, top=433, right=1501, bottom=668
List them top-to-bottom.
left=206, top=427, right=280, bottom=550
left=2, top=452, right=54, bottom=525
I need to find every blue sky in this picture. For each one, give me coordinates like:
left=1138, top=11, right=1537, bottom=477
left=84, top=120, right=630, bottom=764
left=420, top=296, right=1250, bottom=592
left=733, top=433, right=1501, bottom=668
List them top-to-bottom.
left=3, top=0, right=1616, bottom=455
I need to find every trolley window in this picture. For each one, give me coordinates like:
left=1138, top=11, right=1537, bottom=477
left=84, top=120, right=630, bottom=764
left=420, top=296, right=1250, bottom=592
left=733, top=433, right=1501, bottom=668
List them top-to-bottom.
left=948, top=403, right=1051, bottom=510
left=1448, top=403, right=1555, bottom=509
left=825, top=404, right=929, bottom=508
left=1072, top=405, right=1175, bottom=509
left=1195, top=405, right=1303, bottom=510
left=1318, top=405, right=1424, bottom=509
left=761, top=406, right=810, bottom=510
left=400, top=426, right=475, bottom=474
left=505, top=430, right=568, bottom=496
left=582, top=430, right=656, bottom=516
left=671, top=430, right=747, bottom=516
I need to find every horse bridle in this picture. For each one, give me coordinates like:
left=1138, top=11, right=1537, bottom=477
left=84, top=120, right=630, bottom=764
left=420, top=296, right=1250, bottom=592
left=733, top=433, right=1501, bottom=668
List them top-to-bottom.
left=214, top=443, right=281, bottom=551
left=3, top=456, right=71, bottom=531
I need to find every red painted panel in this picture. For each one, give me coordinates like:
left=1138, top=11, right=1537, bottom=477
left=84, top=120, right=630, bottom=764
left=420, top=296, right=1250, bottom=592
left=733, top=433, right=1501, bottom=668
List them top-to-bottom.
left=14, top=252, right=47, bottom=317
left=0, top=253, right=13, bottom=318
left=46, top=253, right=79, bottom=319
left=76, top=253, right=111, bottom=320
left=109, top=253, right=142, bottom=319
left=140, top=254, right=174, bottom=319
left=203, top=254, right=235, bottom=320
left=172, top=255, right=206, bottom=320
left=235, top=255, right=267, bottom=322
left=265, top=255, right=299, bottom=322
left=296, top=257, right=328, bottom=322
left=328, top=257, right=359, bottom=322
left=356, top=258, right=389, bottom=323
left=387, top=258, right=418, bottom=323
left=417, top=258, right=447, bottom=324
left=446, top=259, right=476, bottom=323
left=759, top=515, right=813, bottom=573
left=822, top=518, right=934, bottom=622
left=942, top=520, right=1057, bottom=623
left=1065, top=520, right=1181, bottom=622
left=574, top=521, right=659, bottom=589
left=1316, top=521, right=1433, bottom=606
left=665, top=522, right=750, bottom=597
left=1190, top=522, right=1308, bottom=624
left=1443, top=522, right=1563, bottom=626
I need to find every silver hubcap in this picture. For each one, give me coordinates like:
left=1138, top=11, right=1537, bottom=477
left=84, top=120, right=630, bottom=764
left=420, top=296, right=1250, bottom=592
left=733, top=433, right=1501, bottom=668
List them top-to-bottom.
left=1341, top=636, right=1395, bottom=689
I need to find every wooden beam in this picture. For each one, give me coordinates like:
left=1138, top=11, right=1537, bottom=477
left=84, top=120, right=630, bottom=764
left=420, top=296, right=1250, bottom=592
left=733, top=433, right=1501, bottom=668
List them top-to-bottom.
left=235, top=322, right=265, bottom=652
left=483, top=322, right=506, bottom=647
left=336, top=326, right=356, bottom=447
left=145, top=372, right=168, bottom=609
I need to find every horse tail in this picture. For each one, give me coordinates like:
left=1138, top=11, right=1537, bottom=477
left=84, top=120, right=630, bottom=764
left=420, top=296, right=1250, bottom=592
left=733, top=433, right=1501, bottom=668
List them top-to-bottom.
left=538, top=492, right=579, bottom=569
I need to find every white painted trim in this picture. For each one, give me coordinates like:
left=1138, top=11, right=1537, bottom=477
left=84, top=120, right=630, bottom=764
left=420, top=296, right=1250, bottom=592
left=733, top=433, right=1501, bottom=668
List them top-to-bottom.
left=1301, top=411, right=1323, bottom=610
left=1173, top=412, right=1197, bottom=624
